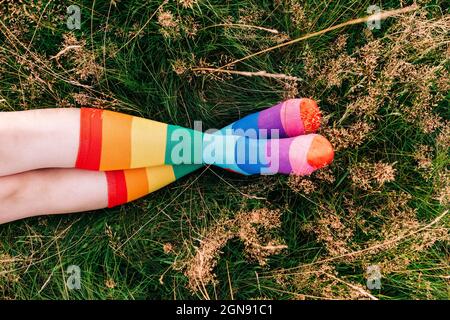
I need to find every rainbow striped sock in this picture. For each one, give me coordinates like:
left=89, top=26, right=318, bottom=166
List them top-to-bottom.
left=75, top=98, right=326, bottom=172
left=73, top=99, right=334, bottom=207
left=103, top=133, right=334, bottom=208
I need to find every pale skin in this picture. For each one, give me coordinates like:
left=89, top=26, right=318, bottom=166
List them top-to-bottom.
left=0, top=109, right=108, bottom=224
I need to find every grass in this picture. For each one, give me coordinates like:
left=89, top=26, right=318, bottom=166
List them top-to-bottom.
left=0, top=0, right=449, bottom=299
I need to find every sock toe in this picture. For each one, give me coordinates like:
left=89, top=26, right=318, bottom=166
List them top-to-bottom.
left=282, top=98, right=321, bottom=136
left=300, top=98, right=321, bottom=133
left=306, top=135, right=334, bottom=169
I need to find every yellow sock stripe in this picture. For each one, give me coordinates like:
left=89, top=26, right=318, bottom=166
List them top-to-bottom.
left=131, top=116, right=168, bottom=168
left=146, top=165, right=176, bottom=193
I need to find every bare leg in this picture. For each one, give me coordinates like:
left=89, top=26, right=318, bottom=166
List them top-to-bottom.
left=0, top=109, right=80, bottom=176
left=0, top=168, right=108, bottom=224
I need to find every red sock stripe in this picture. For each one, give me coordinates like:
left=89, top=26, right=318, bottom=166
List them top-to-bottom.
left=75, top=108, right=103, bottom=170
left=105, top=171, right=128, bottom=208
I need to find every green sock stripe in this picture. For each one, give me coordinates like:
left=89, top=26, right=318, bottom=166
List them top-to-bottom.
left=165, top=125, right=203, bottom=165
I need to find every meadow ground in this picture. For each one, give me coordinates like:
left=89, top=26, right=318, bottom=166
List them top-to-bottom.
left=0, top=0, right=448, bottom=299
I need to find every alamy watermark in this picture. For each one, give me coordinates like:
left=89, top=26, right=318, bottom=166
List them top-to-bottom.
left=66, top=4, right=81, bottom=30
left=367, top=5, right=382, bottom=30
left=167, top=122, right=282, bottom=174
left=66, top=265, right=81, bottom=290
left=366, top=265, right=382, bottom=290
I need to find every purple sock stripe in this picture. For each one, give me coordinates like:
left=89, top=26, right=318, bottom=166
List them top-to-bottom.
left=226, top=99, right=312, bottom=139
left=257, top=102, right=287, bottom=137
left=266, top=137, right=293, bottom=174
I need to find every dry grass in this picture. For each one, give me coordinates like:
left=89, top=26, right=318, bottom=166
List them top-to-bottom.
left=183, top=208, right=286, bottom=294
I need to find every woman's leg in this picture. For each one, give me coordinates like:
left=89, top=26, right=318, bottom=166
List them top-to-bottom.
left=0, top=98, right=323, bottom=176
left=0, top=98, right=321, bottom=172
left=75, top=107, right=333, bottom=175
left=0, top=108, right=80, bottom=176
left=0, top=132, right=337, bottom=224
left=0, top=164, right=200, bottom=224
left=0, top=168, right=107, bottom=224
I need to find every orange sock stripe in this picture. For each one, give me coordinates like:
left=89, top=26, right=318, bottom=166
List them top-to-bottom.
left=75, top=108, right=103, bottom=170
left=100, top=110, right=133, bottom=171
left=124, top=168, right=149, bottom=202
left=106, top=170, right=128, bottom=208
